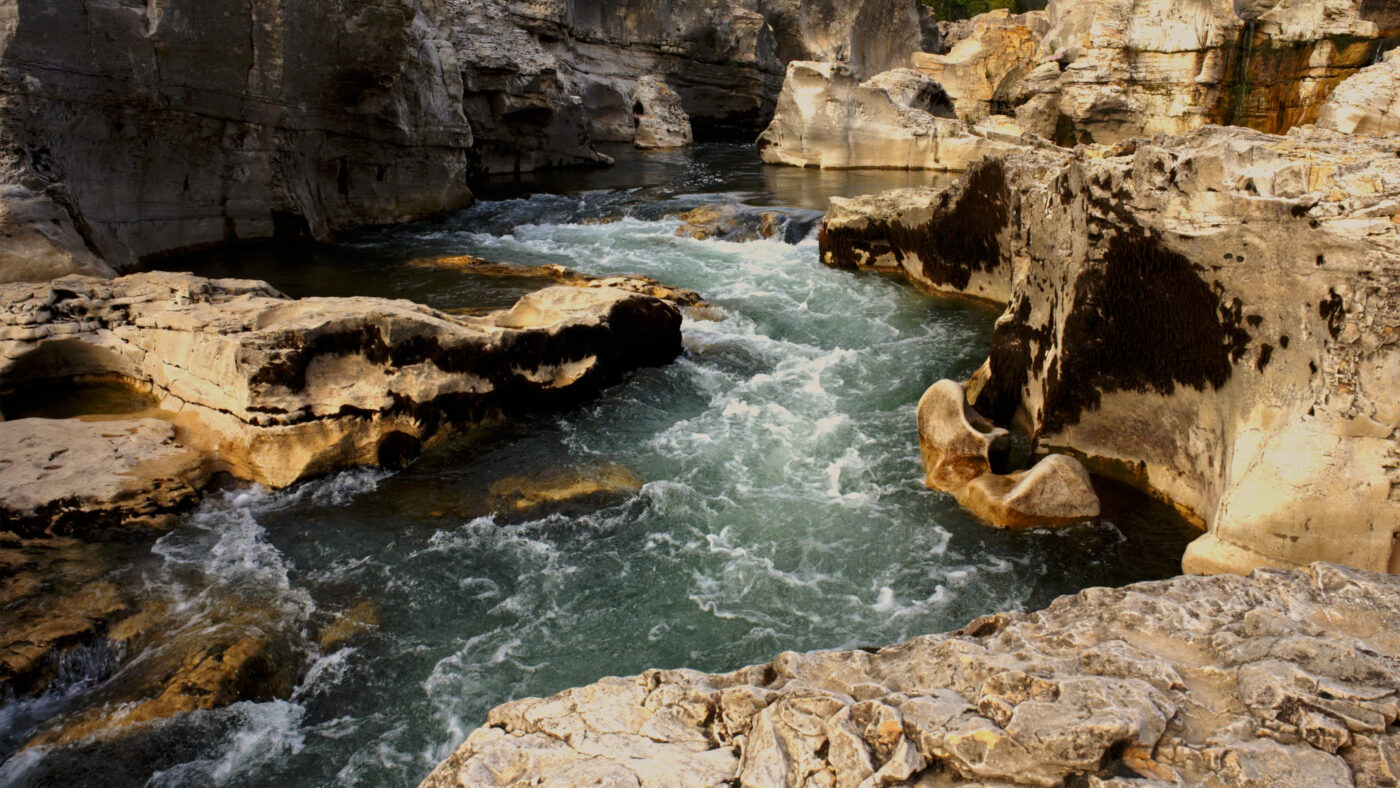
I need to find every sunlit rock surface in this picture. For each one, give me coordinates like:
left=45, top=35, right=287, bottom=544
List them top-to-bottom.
left=1015, top=0, right=1392, bottom=145
left=912, top=9, right=1049, bottom=122
left=1317, top=48, right=1400, bottom=136
left=757, top=62, right=1022, bottom=171
left=632, top=76, right=694, bottom=150
left=822, top=124, right=1400, bottom=576
left=0, top=272, right=683, bottom=494
left=0, top=418, right=210, bottom=537
left=423, top=563, right=1400, bottom=787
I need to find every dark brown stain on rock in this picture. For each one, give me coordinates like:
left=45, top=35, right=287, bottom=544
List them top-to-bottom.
left=817, top=158, right=1011, bottom=290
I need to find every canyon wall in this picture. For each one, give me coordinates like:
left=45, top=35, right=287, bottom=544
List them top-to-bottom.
left=0, top=0, right=925, bottom=281
left=821, top=125, right=1400, bottom=577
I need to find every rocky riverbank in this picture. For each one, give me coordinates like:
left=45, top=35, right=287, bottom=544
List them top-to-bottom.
left=424, top=562, right=1400, bottom=787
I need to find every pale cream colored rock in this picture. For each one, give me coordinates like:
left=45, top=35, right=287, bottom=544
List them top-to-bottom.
left=1017, top=0, right=1388, bottom=144
left=913, top=10, right=1048, bottom=122
left=1317, top=48, right=1400, bottom=136
left=757, top=61, right=1020, bottom=171
left=632, top=76, right=694, bottom=149
left=820, top=124, right=1400, bottom=575
left=0, top=272, right=683, bottom=492
left=916, top=379, right=1009, bottom=492
left=0, top=417, right=210, bottom=536
left=955, top=453, right=1101, bottom=528
left=423, top=564, right=1400, bottom=788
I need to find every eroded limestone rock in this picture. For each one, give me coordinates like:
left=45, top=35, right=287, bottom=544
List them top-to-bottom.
left=1017, top=0, right=1389, bottom=144
left=912, top=9, right=1049, bottom=122
left=1316, top=48, right=1400, bottom=136
left=757, top=62, right=1022, bottom=171
left=632, top=76, right=694, bottom=150
left=821, top=124, right=1400, bottom=575
left=0, top=273, right=683, bottom=492
left=916, top=379, right=1009, bottom=492
left=0, top=418, right=211, bottom=537
left=956, top=453, right=1101, bottom=528
left=423, top=564, right=1400, bottom=788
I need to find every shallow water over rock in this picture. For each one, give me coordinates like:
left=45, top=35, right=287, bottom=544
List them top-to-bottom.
left=0, top=144, right=1197, bottom=786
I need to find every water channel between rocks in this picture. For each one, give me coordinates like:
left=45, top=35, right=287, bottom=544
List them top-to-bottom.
left=0, top=144, right=1198, bottom=787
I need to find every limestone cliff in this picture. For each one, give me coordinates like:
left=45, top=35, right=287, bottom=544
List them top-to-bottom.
left=1016, top=0, right=1393, bottom=144
left=821, top=125, right=1400, bottom=577
left=424, top=563, right=1400, bottom=787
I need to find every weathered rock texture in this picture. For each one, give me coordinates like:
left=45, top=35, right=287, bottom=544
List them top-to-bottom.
left=0, top=0, right=922, bottom=279
left=0, top=0, right=478, bottom=275
left=1014, top=0, right=1394, bottom=146
left=913, top=9, right=1050, bottom=122
left=1316, top=48, right=1400, bottom=136
left=757, top=62, right=1023, bottom=170
left=632, top=76, right=694, bottom=149
left=822, top=124, right=1400, bottom=576
left=0, top=273, right=682, bottom=497
left=917, top=379, right=1098, bottom=528
left=0, top=418, right=210, bottom=538
left=423, top=563, right=1400, bottom=788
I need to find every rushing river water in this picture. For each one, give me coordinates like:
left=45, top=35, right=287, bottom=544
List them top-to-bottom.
left=0, top=145, right=1196, bottom=786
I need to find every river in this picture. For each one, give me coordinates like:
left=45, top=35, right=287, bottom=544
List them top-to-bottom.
left=0, top=144, right=1196, bottom=786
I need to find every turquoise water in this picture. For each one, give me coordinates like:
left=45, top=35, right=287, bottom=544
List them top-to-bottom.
left=0, top=145, right=1194, bottom=786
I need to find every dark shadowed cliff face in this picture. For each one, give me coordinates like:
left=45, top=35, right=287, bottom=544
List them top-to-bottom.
left=0, top=0, right=475, bottom=273
left=0, top=0, right=925, bottom=279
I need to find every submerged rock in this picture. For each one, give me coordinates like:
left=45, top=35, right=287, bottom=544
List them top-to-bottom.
left=757, top=62, right=1021, bottom=171
left=632, top=76, right=694, bottom=150
left=821, top=124, right=1400, bottom=576
left=672, top=204, right=794, bottom=243
left=0, top=272, right=683, bottom=494
left=487, top=463, right=644, bottom=517
left=423, top=563, right=1400, bottom=787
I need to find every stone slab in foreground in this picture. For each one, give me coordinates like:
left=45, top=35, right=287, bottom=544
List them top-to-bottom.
left=423, top=564, right=1400, bottom=787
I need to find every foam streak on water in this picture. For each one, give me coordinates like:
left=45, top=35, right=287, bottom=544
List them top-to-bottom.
left=2, top=147, right=1191, bottom=787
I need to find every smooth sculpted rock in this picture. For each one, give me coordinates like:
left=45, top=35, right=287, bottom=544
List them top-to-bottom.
left=1016, top=0, right=1390, bottom=144
left=912, top=9, right=1049, bottom=122
left=1317, top=48, right=1400, bottom=136
left=757, top=62, right=1022, bottom=171
left=632, top=76, right=694, bottom=149
left=822, top=124, right=1400, bottom=576
left=0, top=273, right=682, bottom=493
left=916, top=379, right=1009, bottom=491
left=918, top=379, right=1098, bottom=528
left=0, top=418, right=210, bottom=537
left=957, top=453, right=1101, bottom=528
left=423, top=563, right=1400, bottom=788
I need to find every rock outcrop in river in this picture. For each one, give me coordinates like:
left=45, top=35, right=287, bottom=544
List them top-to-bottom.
left=821, top=124, right=1400, bottom=577
left=0, top=271, right=682, bottom=533
left=424, top=563, right=1400, bottom=787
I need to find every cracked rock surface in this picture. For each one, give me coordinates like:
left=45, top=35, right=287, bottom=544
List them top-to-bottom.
left=422, top=564, right=1400, bottom=788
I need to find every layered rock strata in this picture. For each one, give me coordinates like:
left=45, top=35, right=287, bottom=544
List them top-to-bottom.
left=1015, top=0, right=1392, bottom=145
left=1316, top=48, right=1400, bottom=136
left=757, top=62, right=1024, bottom=170
left=821, top=124, right=1400, bottom=576
left=0, top=272, right=682, bottom=530
left=423, top=563, right=1400, bottom=788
